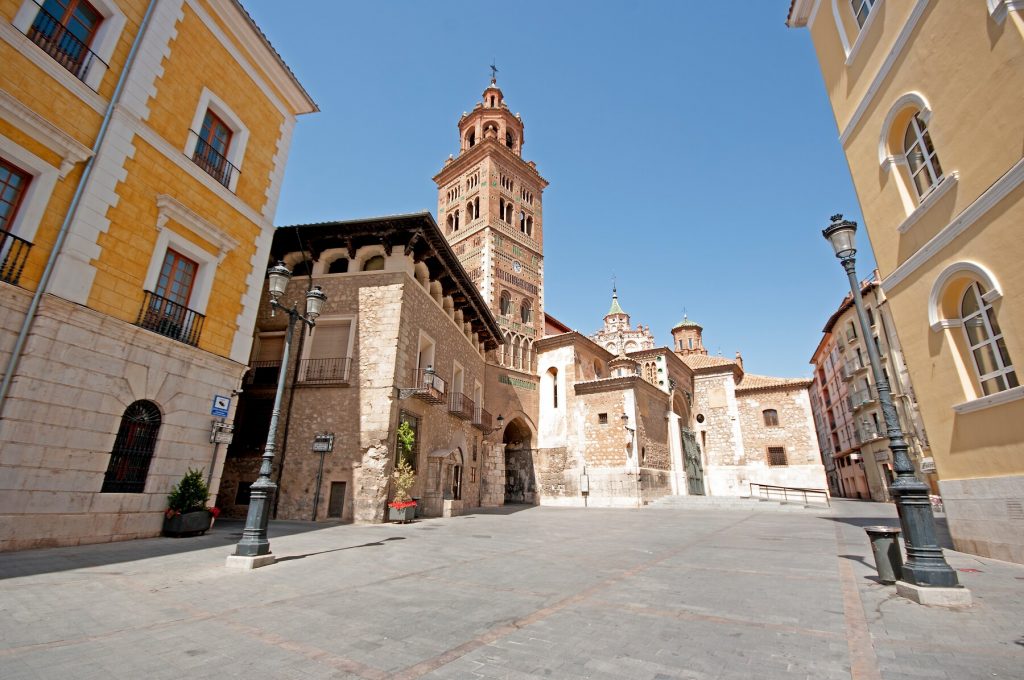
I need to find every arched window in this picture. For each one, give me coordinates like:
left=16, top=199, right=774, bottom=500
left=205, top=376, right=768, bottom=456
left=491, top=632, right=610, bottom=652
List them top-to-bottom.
left=850, top=0, right=876, bottom=28
left=904, top=112, right=943, bottom=199
left=466, top=130, right=476, bottom=148
left=506, top=131, right=515, bottom=149
left=474, top=196, right=480, bottom=219
left=499, top=198, right=505, bottom=221
left=504, top=203, right=513, bottom=223
left=519, top=210, right=526, bottom=233
left=525, top=216, right=533, bottom=236
left=362, top=255, right=385, bottom=271
left=327, top=258, right=348, bottom=274
left=290, top=259, right=312, bottom=278
left=961, top=282, right=1017, bottom=395
left=500, top=290, right=512, bottom=316
left=520, top=298, right=532, bottom=323
left=101, top=401, right=162, bottom=493
left=763, top=409, right=780, bottom=427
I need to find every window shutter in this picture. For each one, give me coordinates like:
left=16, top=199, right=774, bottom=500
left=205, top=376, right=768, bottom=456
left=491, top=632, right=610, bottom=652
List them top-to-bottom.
left=310, top=322, right=350, bottom=359
left=256, top=335, right=284, bottom=362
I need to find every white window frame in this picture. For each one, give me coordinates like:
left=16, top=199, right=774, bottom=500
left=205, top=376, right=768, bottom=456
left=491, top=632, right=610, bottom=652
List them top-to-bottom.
left=12, top=0, right=127, bottom=92
left=184, top=88, right=250, bottom=193
left=903, top=112, right=943, bottom=202
left=0, top=135, right=58, bottom=244
left=960, top=282, right=1016, bottom=397
left=416, top=330, right=436, bottom=373
left=452, top=360, right=465, bottom=396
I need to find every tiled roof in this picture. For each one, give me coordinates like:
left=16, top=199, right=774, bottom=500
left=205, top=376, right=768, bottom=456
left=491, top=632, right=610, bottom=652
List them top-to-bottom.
left=607, top=291, right=625, bottom=316
left=672, top=314, right=701, bottom=330
left=678, top=353, right=737, bottom=371
left=736, top=373, right=812, bottom=393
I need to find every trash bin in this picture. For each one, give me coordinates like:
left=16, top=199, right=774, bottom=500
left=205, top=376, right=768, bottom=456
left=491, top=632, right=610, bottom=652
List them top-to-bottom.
left=411, top=497, right=421, bottom=519
left=864, top=525, right=904, bottom=584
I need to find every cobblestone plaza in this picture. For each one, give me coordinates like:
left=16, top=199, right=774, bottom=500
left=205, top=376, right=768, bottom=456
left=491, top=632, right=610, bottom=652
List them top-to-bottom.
left=1, top=500, right=1021, bottom=679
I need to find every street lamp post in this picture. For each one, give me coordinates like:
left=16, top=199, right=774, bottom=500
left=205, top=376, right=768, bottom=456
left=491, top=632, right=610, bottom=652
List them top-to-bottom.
left=822, top=215, right=959, bottom=588
left=233, top=262, right=326, bottom=561
left=621, top=412, right=641, bottom=507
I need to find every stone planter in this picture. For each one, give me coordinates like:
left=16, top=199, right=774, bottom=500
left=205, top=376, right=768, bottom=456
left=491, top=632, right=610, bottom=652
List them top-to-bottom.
left=388, top=504, right=416, bottom=523
left=162, top=509, right=213, bottom=537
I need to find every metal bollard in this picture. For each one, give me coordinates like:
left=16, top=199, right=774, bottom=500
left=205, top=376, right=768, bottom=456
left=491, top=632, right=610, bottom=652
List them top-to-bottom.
left=864, top=525, right=904, bottom=584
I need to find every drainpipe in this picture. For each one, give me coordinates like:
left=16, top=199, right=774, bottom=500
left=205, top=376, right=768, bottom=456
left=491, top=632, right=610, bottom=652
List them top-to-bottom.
left=0, top=0, right=160, bottom=421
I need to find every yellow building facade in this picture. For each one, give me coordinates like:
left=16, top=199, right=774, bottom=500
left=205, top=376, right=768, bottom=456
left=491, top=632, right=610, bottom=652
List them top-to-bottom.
left=0, top=0, right=315, bottom=549
left=788, top=1, right=1024, bottom=563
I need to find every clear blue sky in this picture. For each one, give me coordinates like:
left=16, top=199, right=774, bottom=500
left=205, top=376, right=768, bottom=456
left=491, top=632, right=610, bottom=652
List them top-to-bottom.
left=245, top=1, right=876, bottom=378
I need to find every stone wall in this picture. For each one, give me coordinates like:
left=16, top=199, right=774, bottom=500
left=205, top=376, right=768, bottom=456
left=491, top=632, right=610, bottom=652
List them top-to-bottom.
left=0, top=294, right=244, bottom=550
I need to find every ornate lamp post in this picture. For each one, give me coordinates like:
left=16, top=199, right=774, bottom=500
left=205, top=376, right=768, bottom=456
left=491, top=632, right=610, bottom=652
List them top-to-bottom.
left=822, top=215, right=959, bottom=588
left=232, top=262, right=326, bottom=563
left=621, top=412, right=641, bottom=507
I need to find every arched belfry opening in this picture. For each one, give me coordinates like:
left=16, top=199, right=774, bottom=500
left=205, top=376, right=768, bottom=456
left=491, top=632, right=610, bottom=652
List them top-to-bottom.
left=502, top=417, right=536, bottom=504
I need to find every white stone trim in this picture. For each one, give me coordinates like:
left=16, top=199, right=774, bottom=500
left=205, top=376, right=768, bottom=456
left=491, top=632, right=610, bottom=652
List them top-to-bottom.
left=12, top=0, right=128, bottom=92
left=115, top=0, right=184, bottom=122
left=183, top=0, right=290, bottom=118
left=202, top=0, right=316, bottom=114
left=786, top=0, right=820, bottom=27
left=831, top=0, right=852, bottom=54
left=839, top=0, right=932, bottom=147
left=845, top=0, right=884, bottom=65
left=988, top=0, right=1024, bottom=23
left=0, top=19, right=105, bottom=114
left=184, top=87, right=250, bottom=193
left=0, top=88, right=92, bottom=177
left=877, top=92, right=932, bottom=166
left=110, top=106, right=268, bottom=226
left=261, top=115, right=294, bottom=218
left=0, top=134, right=59, bottom=244
left=883, top=156, right=1024, bottom=291
left=897, top=170, right=958, bottom=233
left=155, top=194, right=239, bottom=262
left=143, top=220, right=219, bottom=316
left=230, top=220, right=274, bottom=363
left=928, top=261, right=1001, bottom=331
left=953, top=385, right=1024, bottom=414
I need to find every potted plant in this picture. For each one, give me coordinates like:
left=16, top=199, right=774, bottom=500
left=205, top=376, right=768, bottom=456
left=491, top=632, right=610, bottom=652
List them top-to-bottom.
left=388, top=421, right=417, bottom=523
left=163, top=468, right=215, bottom=537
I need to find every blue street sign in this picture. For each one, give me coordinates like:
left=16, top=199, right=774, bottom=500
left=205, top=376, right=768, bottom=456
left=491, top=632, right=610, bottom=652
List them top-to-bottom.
left=211, top=395, right=230, bottom=418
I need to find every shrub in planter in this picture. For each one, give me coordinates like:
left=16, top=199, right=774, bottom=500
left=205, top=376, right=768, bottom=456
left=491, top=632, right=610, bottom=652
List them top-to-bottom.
left=388, top=422, right=417, bottom=523
left=163, top=468, right=214, bottom=537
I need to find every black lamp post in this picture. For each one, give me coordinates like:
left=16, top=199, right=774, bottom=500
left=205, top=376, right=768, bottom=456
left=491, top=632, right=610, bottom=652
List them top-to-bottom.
left=822, top=215, right=959, bottom=588
left=233, top=262, right=326, bottom=560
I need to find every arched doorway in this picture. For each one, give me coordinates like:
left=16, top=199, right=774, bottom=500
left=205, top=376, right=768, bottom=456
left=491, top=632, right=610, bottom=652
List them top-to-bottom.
left=503, top=418, right=536, bottom=504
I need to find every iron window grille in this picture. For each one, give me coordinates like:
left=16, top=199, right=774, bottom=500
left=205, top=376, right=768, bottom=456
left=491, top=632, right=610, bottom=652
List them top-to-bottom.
left=101, top=400, right=161, bottom=493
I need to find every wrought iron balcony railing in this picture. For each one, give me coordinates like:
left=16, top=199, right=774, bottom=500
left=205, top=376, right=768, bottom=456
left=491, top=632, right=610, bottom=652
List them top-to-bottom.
left=25, top=1, right=107, bottom=87
left=188, top=130, right=239, bottom=190
left=0, top=229, right=33, bottom=285
left=135, top=290, right=204, bottom=347
left=297, top=357, right=351, bottom=385
left=244, top=360, right=281, bottom=387
left=407, top=368, right=446, bottom=404
left=848, top=386, right=878, bottom=411
left=449, top=392, right=475, bottom=420
left=473, top=407, right=492, bottom=432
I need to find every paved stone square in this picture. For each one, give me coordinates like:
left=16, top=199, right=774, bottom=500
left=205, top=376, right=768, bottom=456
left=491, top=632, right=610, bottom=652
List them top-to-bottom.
left=1, top=499, right=1022, bottom=679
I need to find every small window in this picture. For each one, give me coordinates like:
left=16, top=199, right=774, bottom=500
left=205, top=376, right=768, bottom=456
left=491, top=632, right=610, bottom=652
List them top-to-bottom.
left=28, top=0, right=103, bottom=81
left=850, top=0, right=876, bottom=28
left=903, top=112, right=943, bottom=200
left=0, top=159, right=31, bottom=234
left=155, top=249, right=198, bottom=306
left=362, top=255, right=385, bottom=271
left=327, top=258, right=349, bottom=274
left=290, top=259, right=313, bottom=277
left=961, top=282, right=1017, bottom=396
left=500, top=290, right=512, bottom=316
left=520, top=299, right=533, bottom=323
left=101, top=400, right=161, bottom=493
left=763, top=409, right=779, bottom=427
left=598, top=413, right=608, bottom=424
left=695, top=413, right=705, bottom=424
left=767, top=446, right=788, bottom=467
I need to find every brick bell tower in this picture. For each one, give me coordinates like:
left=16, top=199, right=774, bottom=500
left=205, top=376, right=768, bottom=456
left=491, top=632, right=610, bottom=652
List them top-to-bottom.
left=433, top=75, right=548, bottom=375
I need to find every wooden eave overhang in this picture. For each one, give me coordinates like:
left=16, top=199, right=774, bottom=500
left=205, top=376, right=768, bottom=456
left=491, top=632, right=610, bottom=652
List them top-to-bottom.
left=273, top=211, right=504, bottom=349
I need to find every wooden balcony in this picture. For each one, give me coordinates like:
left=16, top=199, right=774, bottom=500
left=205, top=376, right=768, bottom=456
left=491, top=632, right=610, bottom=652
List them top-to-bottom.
left=407, top=368, right=446, bottom=404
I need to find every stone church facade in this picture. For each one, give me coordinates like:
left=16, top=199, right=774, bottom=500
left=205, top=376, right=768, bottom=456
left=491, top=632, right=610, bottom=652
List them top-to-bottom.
left=218, top=78, right=826, bottom=521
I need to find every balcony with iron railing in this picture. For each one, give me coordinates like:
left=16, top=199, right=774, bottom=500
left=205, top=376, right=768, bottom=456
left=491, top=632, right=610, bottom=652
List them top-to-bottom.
left=24, top=1, right=107, bottom=88
left=188, top=130, right=239, bottom=190
left=0, top=229, right=33, bottom=285
left=135, top=291, right=204, bottom=347
left=841, top=356, right=867, bottom=381
left=297, top=357, right=351, bottom=385
left=244, top=360, right=281, bottom=388
left=406, top=368, right=446, bottom=404
left=847, top=385, right=878, bottom=412
left=449, top=392, right=475, bottom=420
left=473, top=407, right=492, bottom=432
left=854, top=425, right=886, bottom=446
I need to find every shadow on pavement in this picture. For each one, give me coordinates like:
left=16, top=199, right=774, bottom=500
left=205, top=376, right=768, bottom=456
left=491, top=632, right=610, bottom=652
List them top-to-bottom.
left=458, top=503, right=538, bottom=517
left=0, top=519, right=339, bottom=580
left=275, top=536, right=406, bottom=563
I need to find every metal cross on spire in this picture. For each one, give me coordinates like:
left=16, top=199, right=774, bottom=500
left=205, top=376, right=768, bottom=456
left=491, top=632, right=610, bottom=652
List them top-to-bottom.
left=489, top=61, right=498, bottom=83
left=612, top=273, right=617, bottom=294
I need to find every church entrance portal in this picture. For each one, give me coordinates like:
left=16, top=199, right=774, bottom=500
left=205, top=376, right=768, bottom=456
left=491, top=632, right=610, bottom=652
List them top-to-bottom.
left=503, top=418, right=536, bottom=504
left=682, top=428, right=705, bottom=496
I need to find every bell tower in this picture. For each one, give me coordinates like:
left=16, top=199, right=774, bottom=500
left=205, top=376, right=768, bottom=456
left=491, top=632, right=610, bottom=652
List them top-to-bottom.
left=434, top=76, right=548, bottom=374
